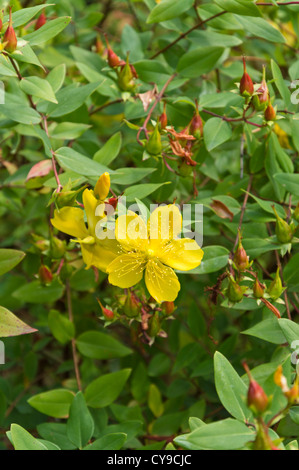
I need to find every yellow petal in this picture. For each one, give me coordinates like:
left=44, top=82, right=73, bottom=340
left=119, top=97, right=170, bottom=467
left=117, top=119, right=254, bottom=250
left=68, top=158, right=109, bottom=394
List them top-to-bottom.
left=94, top=172, right=110, bottom=200
left=82, top=188, right=101, bottom=235
left=148, top=204, right=182, bottom=244
left=51, top=207, right=88, bottom=239
left=115, top=213, right=148, bottom=253
left=159, top=239, right=204, bottom=271
left=81, top=242, right=119, bottom=272
left=107, top=253, right=146, bottom=288
left=145, top=259, right=180, bottom=303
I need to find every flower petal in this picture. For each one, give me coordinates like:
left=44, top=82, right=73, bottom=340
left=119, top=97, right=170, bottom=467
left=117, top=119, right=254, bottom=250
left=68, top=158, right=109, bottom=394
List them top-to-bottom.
left=82, top=188, right=103, bottom=235
left=148, top=204, right=182, bottom=243
left=51, top=207, right=88, bottom=239
left=115, top=213, right=148, bottom=253
left=159, top=239, right=204, bottom=271
left=81, top=241, right=119, bottom=272
left=107, top=253, right=146, bottom=288
left=145, top=259, right=180, bottom=303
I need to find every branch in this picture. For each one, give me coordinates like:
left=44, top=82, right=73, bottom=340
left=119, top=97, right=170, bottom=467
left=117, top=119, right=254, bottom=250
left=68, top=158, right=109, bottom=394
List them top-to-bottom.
left=137, top=74, right=176, bottom=145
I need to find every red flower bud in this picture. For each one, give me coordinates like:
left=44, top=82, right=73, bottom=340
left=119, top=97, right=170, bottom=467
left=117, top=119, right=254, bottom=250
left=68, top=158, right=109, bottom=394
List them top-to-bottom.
left=4, top=8, right=17, bottom=53
left=35, top=11, right=46, bottom=30
left=104, top=35, right=122, bottom=68
left=240, top=57, right=254, bottom=97
left=159, top=102, right=168, bottom=130
left=265, top=103, right=276, bottom=121
left=108, top=197, right=118, bottom=210
left=233, top=234, right=250, bottom=271
left=39, top=265, right=53, bottom=285
left=253, top=277, right=265, bottom=299
left=97, top=299, right=114, bottom=320
left=162, top=301, right=175, bottom=315
left=243, top=362, right=269, bottom=414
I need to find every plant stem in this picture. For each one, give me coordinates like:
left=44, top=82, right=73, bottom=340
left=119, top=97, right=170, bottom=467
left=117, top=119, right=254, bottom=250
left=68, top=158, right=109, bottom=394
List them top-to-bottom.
left=66, top=281, right=82, bottom=391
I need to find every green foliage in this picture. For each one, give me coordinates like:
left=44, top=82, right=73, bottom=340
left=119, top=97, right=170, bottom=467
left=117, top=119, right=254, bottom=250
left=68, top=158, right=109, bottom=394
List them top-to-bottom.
left=0, top=0, right=299, bottom=452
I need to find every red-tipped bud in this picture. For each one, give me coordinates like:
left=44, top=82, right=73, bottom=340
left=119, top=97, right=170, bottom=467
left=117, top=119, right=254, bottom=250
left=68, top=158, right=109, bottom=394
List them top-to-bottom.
left=4, top=8, right=17, bottom=53
left=35, top=11, right=46, bottom=30
left=104, top=35, right=122, bottom=68
left=240, top=57, right=254, bottom=97
left=253, top=67, right=269, bottom=111
left=159, top=103, right=168, bottom=130
left=265, top=103, right=276, bottom=122
left=190, top=113, right=203, bottom=140
left=108, top=197, right=118, bottom=210
left=233, top=234, right=250, bottom=271
left=39, top=265, right=53, bottom=285
left=253, top=277, right=265, bottom=299
left=98, top=299, right=114, bottom=320
left=162, top=301, right=175, bottom=315
left=243, top=362, right=269, bottom=414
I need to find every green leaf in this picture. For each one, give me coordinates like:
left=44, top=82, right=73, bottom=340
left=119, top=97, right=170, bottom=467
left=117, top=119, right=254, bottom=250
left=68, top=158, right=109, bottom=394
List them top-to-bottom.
left=147, top=0, right=194, bottom=24
left=215, top=0, right=261, bottom=17
left=4, top=5, right=54, bottom=28
left=236, top=16, right=285, bottom=43
left=24, top=17, right=72, bottom=46
left=177, top=47, right=224, bottom=78
left=271, top=60, right=292, bottom=107
left=46, top=64, right=66, bottom=93
left=20, top=77, right=57, bottom=104
left=47, top=82, right=102, bottom=118
left=0, top=104, right=41, bottom=125
left=204, top=118, right=232, bottom=151
left=51, top=122, right=91, bottom=140
left=93, top=132, right=122, bottom=166
left=55, top=147, right=111, bottom=177
left=274, top=173, right=299, bottom=196
left=124, top=183, right=170, bottom=201
left=188, top=246, right=229, bottom=274
left=0, top=249, right=25, bottom=276
left=284, top=253, right=299, bottom=287
left=13, top=280, right=64, bottom=304
left=0, top=306, right=37, bottom=338
left=48, top=310, right=74, bottom=345
left=242, top=318, right=287, bottom=345
left=278, top=319, right=299, bottom=347
left=76, top=331, right=132, bottom=360
left=214, top=352, right=253, bottom=422
left=85, top=369, right=131, bottom=408
left=148, top=384, right=164, bottom=418
left=28, top=389, right=75, bottom=419
left=67, top=392, right=94, bottom=449
left=175, top=418, right=255, bottom=450
left=37, top=423, right=76, bottom=450
left=10, top=424, right=48, bottom=451
left=84, top=433, right=127, bottom=450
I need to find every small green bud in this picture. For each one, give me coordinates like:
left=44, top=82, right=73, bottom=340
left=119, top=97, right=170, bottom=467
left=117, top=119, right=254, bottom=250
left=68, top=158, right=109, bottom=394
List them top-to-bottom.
left=117, top=53, right=135, bottom=92
left=146, top=122, right=162, bottom=156
left=273, top=206, right=293, bottom=244
left=233, top=235, right=250, bottom=271
left=51, top=236, right=66, bottom=259
left=267, top=268, right=285, bottom=301
left=227, top=276, right=248, bottom=303
left=253, top=277, right=265, bottom=299
left=124, top=291, right=140, bottom=318
left=149, top=312, right=161, bottom=337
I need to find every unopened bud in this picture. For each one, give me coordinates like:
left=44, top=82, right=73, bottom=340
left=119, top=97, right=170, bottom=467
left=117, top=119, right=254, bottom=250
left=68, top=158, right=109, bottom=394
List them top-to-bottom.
left=4, top=8, right=17, bottom=53
left=35, top=10, right=46, bottom=30
left=104, top=35, right=122, bottom=68
left=95, top=37, right=104, bottom=55
left=117, top=53, right=135, bottom=92
left=240, top=57, right=254, bottom=97
left=253, top=67, right=269, bottom=111
left=159, top=103, right=167, bottom=130
left=264, top=103, right=276, bottom=122
left=146, top=122, right=162, bottom=156
left=178, top=160, right=193, bottom=177
left=94, top=172, right=110, bottom=201
left=108, top=197, right=118, bottom=210
left=273, top=206, right=293, bottom=244
left=233, top=234, right=250, bottom=271
left=51, top=236, right=66, bottom=259
left=39, top=265, right=53, bottom=285
left=267, top=268, right=285, bottom=301
left=227, top=276, right=248, bottom=303
left=253, top=277, right=265, bottom=299
left=124, top=291, right=140, bottom=318
left=98, top=299, right=114, bottom=320
left=162, top=301, right=175, bottom=315
left=149, top=312, right=161, bottom=337
left=243, top=362, right=269, bottom=414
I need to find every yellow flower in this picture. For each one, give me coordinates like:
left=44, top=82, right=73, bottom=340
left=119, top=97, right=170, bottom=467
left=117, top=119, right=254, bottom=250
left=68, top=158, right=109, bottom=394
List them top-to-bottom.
left=274, top=124, right=291, bottom=149
left=94, top=172, right=110, bottom=201
left=51, top=187, right=119, bottom=272
left=106, top=205, right=204, bottom=303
